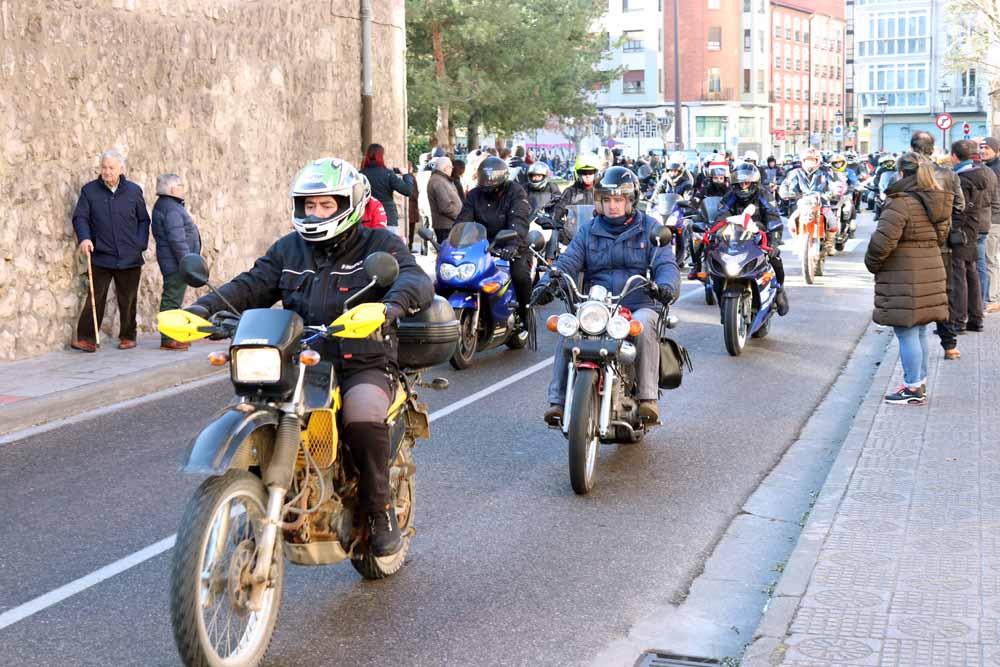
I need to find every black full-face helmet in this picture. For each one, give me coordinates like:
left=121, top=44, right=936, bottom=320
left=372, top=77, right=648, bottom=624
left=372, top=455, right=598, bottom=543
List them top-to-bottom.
left=476, top=156, right=510, bottom=193
left=732, top=161, right=761, bottom=202
left=594, top=166, right=641, bottom=216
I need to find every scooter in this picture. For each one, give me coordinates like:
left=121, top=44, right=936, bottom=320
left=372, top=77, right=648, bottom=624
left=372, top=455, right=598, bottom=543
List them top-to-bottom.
left=703, top=205, right=781, bottom=356
left=419, top=223, right=528, bottom=370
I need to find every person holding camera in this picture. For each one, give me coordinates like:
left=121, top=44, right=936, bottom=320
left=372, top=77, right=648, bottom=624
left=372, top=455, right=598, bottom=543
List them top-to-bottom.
left=949, top=140, right=997, bottom=338
left=865, top=153, right=953, bottom=405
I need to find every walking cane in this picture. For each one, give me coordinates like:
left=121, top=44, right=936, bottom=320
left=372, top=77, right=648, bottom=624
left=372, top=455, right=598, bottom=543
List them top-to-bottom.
left=85, top=250, right=100, bottom=347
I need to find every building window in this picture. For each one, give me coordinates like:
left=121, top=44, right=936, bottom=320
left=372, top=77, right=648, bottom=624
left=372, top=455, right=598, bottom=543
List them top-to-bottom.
left=623, top=0, right=642, bottom=10
left=708, top=0, right=719, bottom=8
left=743, top=0, right=750, bottom=11
left=859, top=11, right=928, bottom=57
left=774, top=24, right=782, bottom=38
left=708, top=26, right=722, bottom=50
left=658, top=28, right=663, bottom=52
left=744, top=29, right=752, bottom=51
left=758, top=29, right=764, bottom=53
left=623, top=30, right=643, bottom=51
left=794, top=30, right=800, bottom=41
left=803, top=31, right=809, bottom=43
left=775, top=55, right=782, bottom=69
left=795, top=59, right=800, bottom=71
left=862, top=63, right=928, bottom=109
left=707, top=67, right=721, bottom=93
left=744, top=68, right=752, bottom=93
left=961, top=68, right=977, bottom=97
left=757, top=69, right=765, bottom=93
left=623, top=70, right=645, bottom=94
left=785, top=87, right=791, bottom=99
left=793, top=89, right=800, bottom=101
left=697, top=116, right=725, bottom=137
left=739, top=116, right=756, bottom=138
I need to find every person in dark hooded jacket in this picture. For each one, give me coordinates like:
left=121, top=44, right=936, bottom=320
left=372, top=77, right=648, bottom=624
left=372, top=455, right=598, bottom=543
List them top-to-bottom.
left=865, top=153, right=953, bottom=405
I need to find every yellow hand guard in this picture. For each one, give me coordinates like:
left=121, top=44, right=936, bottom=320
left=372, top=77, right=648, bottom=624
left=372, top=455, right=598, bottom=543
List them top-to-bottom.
left=329, top=302, right=387, bottom=339
left=157, top=309, right=213, bottom=343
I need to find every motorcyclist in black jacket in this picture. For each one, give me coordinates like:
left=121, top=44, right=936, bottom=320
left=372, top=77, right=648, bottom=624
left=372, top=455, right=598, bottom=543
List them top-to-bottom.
left=549, top=152, right=601, bottom=242
left=457, top=156, right=534, bottom=327
left=186, top=158, right=433, bottom=557
left=716, top=162, right=790, bottom=315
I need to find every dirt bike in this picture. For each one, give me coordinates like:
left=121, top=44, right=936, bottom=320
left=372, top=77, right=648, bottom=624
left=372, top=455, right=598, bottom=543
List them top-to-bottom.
left=787, top=193, right=827, bottom=284
left=157, top=252, right=457, bottom=667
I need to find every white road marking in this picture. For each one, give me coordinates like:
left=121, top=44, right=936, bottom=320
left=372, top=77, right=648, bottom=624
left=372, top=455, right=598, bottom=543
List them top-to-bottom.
left=0, top=359, right=556, bottom=630
left=0, top=536, right=177, bottom=630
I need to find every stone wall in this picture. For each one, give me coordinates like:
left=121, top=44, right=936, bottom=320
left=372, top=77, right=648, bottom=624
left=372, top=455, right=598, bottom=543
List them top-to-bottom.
left=0, top=0, right=407, bottom=360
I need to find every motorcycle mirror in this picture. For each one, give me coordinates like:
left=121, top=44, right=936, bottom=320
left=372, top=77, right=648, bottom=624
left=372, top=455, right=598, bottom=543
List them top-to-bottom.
left=649, top=224, right=673, bottom=247
left=418, top=227, right=436, bottom=243
left=493, top=230, right=518, bottom=245
left=527, top=230, right=546, bottom=252
left=363, top=252, right=400, bottom=288
left=179, top=254, right=210, bottom=288
left=666, top=314, right=679, bottom=329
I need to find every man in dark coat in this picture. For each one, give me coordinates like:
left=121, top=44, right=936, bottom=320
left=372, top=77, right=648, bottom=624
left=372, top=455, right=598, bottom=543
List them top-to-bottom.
left=909, top=131, right=966, bottom=358
left=979, top=137, right=1000, bottom=311
left=949, top=139, right=997, bottom=335
left=71, top=150, right=151, bottom=352
left=426, top=157, right=463, bottom=243
left=151, top=173, right=201, bottom=350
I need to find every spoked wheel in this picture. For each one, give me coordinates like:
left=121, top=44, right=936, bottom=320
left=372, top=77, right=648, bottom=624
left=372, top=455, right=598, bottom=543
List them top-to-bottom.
left=800, top=232, right=817, bottom=285
left=722, top=292, right=751, bottom=356
left=449, top=309, right=477, bottom=370
left=567, top=368, right=600, bottom=495
left=352, top=443, right=415, bottom=580
left=170, top=470, right=283, bottom=667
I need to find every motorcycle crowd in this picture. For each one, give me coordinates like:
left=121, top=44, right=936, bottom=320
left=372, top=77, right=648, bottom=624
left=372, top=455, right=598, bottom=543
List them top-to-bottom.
left=151, top=141, right=885, bottom=666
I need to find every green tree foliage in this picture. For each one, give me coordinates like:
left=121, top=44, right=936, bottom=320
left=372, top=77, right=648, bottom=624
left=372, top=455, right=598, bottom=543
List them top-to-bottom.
left=406, top=0, right=616, bottom=152
left=943, top=0, right=1000, bottom=78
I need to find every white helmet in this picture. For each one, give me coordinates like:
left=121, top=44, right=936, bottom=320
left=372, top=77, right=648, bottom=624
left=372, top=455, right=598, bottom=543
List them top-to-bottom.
left=742, top=150, right=760, bottom=164
left=290, top=158, right=368, bottom=243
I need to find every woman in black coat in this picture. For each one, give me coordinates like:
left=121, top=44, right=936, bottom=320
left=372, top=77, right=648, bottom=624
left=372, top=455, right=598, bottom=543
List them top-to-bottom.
left=360, top=143, right=416, bottom=231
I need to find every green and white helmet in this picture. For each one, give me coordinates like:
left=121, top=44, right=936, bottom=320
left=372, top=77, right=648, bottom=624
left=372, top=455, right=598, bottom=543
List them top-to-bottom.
left=290, top=157, right=367, bottom=243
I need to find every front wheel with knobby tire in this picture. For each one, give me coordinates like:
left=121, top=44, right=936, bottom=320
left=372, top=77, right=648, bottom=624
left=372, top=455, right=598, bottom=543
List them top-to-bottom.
left=800, top=233, right=816, bottom=285
left=567, top=368, right=600, bottom=495
left=170, top=470, right=283, bottom=667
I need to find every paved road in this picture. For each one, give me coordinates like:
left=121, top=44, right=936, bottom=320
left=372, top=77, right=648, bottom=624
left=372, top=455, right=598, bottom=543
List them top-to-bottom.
left=0, top=213, right=879, bottom=666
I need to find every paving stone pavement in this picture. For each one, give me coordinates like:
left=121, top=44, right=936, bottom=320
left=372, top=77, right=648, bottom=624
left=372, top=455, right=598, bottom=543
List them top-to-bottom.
left=745, top=323, right=1000, bottom=667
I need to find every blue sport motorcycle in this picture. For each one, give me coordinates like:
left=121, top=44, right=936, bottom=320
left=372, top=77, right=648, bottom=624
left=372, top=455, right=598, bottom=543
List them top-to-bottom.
left=703, top=204, right=781, bottom=356
left=419, top=223, right=529, bottom=370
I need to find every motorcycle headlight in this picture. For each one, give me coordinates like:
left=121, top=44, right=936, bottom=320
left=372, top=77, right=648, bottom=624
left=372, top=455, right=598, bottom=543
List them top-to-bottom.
left=722, top=252, right=747, bottom=277
left=456, top=262, right=477, bottom=281
left=439, top=263, right=458, bottom=281
left=578, top=301, right=610, bottom=335
left=556, top=313, right=579, bottom=337
left=606, top=315, right=631, bottom=339
left=233, top=347, right=282, bottom=383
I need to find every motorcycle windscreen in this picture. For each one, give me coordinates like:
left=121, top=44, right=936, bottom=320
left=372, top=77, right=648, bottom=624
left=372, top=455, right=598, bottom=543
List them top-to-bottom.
left=878, top=171, right=898, bottom=191
left=657, top=193, right=679, bottom=216
left=701, top=196, right=722, bottom=223
left=565, top=205, right=595, bottom=229
left=448, top=222, right=488, bottom=248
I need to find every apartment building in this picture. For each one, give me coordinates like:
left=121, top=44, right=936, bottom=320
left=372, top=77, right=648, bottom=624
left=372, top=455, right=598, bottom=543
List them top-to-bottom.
left=854, top=0, right=988, bottom=154
left=770, top=1, right=846, bottom=158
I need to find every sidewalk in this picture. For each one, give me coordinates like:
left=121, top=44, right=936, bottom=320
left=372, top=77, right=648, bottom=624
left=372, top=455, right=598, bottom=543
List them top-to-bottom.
left=0, top=254, right=439, bottom=438
left=744, top=324, right=1000, bottom=667
left=0, top=335, right=230, bottom=437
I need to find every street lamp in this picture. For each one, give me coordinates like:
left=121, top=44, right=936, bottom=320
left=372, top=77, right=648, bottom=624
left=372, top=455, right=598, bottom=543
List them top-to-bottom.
left=939, top=81, right=952, bottom=150
left=877, top=96, right=888, bottom=152
left=634, top=109, right=645, bottom=158
left=835, top=111, right=844, bottom=152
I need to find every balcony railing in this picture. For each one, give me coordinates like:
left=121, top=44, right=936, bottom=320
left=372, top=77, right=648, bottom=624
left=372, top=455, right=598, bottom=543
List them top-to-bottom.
left=701, top=87, right=736, bottom=102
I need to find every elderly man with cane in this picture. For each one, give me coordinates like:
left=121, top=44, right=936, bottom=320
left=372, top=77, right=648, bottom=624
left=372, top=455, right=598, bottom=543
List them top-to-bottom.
left=70, top=150, right=151, bottom=352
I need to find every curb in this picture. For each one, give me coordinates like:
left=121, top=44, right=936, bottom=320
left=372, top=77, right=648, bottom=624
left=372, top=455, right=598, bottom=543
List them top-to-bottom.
left=741, top=325, right=899, bottom=666
left=0, top=358, right=226, bottom=438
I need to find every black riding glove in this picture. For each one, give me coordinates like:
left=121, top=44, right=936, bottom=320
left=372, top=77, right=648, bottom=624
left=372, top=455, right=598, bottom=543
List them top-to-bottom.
left=494, top=246, right=517, bottom=261
left=530, top=283, right=554, bottom=306
left=649, top=284, right=674, bottom=306
left=383, top=302, right=406, bottom=323
left=184, top=304, right=210, bottom=320
left=207, top=310, right=238, bottom=340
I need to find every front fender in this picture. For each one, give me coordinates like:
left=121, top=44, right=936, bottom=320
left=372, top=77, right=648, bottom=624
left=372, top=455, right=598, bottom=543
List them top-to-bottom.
left=448, top=292, right=479, bottom=311
left=181, top=405, right=281, bottom=475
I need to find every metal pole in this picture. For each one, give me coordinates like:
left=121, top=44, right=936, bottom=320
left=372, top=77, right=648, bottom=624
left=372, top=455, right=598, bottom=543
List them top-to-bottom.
left=360, top=0, right=374, bottom=152
left=672, top=0, right=683, bottom=149
left=942, top=100, right=948, bottom=150
left=880, top=110, right=885, bottom=151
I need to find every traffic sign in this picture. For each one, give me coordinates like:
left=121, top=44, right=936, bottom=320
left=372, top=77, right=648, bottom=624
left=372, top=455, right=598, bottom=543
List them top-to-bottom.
left=935, top=113, right=954, bottom=131
left=963, top=122, right=971, bottom=136
left=833, top=126, right=844, bottom=139
left=775, top=129, right=786, bottom=141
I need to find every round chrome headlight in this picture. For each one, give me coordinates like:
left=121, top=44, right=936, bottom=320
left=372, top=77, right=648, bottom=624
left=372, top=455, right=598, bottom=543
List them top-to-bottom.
left=456, top=262, right=477, bottom=281
left=439, top=263, right=458, bottom=281
left=577, top=301, right=610, bottom=335
left=556, top=313, right=579, bottom=337
left=606, top=315, right=631, bottom=339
